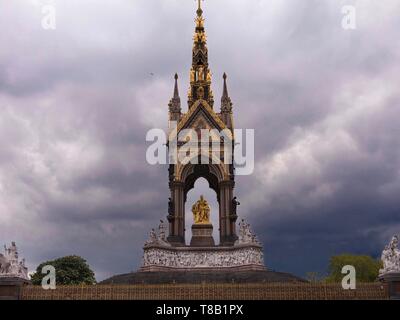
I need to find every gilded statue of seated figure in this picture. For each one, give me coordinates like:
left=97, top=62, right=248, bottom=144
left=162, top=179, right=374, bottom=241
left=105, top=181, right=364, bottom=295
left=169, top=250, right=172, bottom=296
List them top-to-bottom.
left=192, top=195, right=210, bottom=224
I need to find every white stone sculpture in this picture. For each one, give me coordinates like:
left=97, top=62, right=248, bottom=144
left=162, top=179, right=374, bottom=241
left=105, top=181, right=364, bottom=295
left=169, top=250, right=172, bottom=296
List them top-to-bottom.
left=236, top=219, right=261, bottom=245
left=144, top=222, right=170, bottom=247
left=144, top=229, right=158, bottom=246
left=380, top=235, right=400, bottom=275
left=0, top=242, right=29, bottom=280
left=142, top=246, right=264, bottom=269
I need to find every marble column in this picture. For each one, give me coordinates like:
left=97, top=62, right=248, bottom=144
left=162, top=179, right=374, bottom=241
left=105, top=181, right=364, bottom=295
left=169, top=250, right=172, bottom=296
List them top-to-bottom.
left=219, top=180, right=237, bottom=246
left=167, top=181, right=186, bottom=246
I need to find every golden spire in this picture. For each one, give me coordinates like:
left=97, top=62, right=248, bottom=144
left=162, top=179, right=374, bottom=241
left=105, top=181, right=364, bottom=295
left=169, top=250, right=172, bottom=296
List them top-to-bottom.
left=188, top=0, right=214, bottom=108
left=194, top=0, right=205, bottom=32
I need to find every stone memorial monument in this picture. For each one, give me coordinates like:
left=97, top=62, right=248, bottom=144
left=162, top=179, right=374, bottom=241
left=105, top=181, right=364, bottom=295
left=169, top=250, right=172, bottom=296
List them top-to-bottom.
left=138, top=0, right=265, bottom=274
left=102, top=1, right=303, bottom=284
left=379, top=235, right=400, bottom=299
left=0, top=242, right=29, bottom=280
left=0, top=242, right=30, bottom=300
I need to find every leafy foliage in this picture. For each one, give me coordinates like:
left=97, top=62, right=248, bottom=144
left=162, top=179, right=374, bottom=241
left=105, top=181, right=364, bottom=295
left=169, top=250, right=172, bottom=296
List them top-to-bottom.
left=326, top=254, right=382, bottom=283
left=30, top=255, right=96, bottom=285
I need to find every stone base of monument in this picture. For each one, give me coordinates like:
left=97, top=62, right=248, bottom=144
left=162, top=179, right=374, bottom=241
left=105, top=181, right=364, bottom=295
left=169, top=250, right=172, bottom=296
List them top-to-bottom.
left=106, top=220, right=307, bottom=284
left=190, top=223, right=215, bottom=247
left=100, top=241, right=307, bottom=284
left=101, top=241, right=305, bottom=284
left=140, top=243, right=265, bottom=271
left=101, top=244, right=306, bottom=284
left=101, top=269, right=305, bottom=284
left=379, top=272, right=400, bottom=300
left=0, top=277, right=31, bottom=300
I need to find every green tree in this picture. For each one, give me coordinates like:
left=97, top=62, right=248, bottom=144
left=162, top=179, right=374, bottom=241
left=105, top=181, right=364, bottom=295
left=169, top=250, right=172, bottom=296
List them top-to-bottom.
left=326, top=254, right=382, bottom=283
left=30, top=255, right=96, bottom=285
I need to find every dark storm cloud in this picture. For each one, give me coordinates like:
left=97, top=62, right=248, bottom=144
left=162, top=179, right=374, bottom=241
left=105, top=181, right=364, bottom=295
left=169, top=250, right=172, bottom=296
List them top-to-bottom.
left=0, top=0, right=399, bottom=280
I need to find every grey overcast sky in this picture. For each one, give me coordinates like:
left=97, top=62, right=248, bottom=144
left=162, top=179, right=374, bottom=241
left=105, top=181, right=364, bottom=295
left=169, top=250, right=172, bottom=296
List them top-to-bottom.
left=0, top=0, right=400, bottom=280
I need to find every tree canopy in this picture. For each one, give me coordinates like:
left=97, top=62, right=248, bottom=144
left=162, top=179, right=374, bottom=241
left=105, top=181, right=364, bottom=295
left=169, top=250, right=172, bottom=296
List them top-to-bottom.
left=326, top=254, right=382, bottom=283
left=30, top=255, right=96, bottom=285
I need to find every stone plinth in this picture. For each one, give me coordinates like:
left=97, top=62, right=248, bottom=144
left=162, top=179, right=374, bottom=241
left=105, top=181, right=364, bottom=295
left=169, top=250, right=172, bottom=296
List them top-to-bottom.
left=190, top=223, right=215, bottom=247
left=141, top=243, right=264, bottom=272
left=101, top=270, right=305, bottom=284
left=379, top=272, right=400, bottom=300
left=0, top=277, right=30, bottom=300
